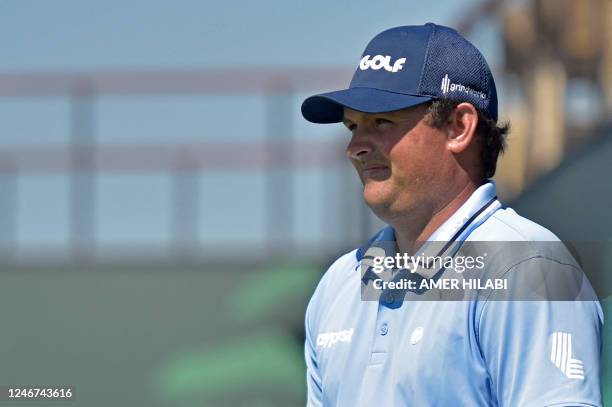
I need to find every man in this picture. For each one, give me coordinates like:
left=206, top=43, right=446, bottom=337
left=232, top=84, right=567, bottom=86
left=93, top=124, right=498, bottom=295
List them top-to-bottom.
left=300, top=23, right=603, bottom=406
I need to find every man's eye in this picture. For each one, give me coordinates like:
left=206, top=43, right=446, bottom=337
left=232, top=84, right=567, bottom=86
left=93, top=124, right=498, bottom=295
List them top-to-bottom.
left=375, top=118, right=392, bottom=128
left=345, top=123, right=356, bottom=131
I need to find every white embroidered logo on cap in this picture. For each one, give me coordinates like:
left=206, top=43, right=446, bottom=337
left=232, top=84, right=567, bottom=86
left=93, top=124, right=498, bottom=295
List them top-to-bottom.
left=359, top=55, right=406, bottom=73
left=440, top=73, right=487, bottom=99
left=441, top=74, right=451, bottom=94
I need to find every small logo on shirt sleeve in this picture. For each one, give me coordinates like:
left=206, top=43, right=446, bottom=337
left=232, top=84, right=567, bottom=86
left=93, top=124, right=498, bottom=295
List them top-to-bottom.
left=550, top=332, right=584, bottom=380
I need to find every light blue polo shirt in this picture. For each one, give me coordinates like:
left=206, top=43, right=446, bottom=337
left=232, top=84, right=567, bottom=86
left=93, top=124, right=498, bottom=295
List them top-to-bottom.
left=304, top=181, right=603, bottom=406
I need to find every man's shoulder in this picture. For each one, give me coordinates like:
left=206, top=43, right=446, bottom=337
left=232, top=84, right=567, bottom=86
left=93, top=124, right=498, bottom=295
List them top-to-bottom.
left=469, top=205, right=582, bottom=272
left=473, top=205, right=560, bottom=242
left=469, top=206, right=591, bottom=295
left=306, top=249, right=358, bottom=320
left=318, top=249, right=359, bottom=289
left=309, top=250, right=358, bottom=298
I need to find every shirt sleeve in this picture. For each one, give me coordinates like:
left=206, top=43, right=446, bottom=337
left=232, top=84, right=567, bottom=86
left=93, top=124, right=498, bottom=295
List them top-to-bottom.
left=477, top=257, right=604, bottom=407
left=305, top=298, right=324, bottom=407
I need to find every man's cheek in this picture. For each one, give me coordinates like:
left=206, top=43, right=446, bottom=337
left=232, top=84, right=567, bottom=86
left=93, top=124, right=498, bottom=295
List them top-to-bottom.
left=348, top=159, right=361, bottom=175
left=362, top=181, right=394, bottom=204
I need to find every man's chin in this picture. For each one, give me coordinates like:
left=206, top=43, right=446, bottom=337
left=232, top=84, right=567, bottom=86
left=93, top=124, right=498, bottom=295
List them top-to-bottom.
left=362, top=181, right=391, bottom=200
left=362, top=190, right=392, bottom=217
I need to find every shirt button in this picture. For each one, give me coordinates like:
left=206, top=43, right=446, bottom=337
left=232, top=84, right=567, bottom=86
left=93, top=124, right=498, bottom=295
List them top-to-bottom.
left=380, top=323, right=389, bottom=336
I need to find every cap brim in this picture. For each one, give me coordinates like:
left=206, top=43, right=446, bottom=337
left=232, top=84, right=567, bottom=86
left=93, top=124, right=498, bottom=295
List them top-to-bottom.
left=301, top=87, right=433, bottom=124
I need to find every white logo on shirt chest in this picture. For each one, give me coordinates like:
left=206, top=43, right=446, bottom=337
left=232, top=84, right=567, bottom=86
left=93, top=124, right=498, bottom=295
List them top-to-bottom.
left=410, top=326, right=424, bottom=345
left=317, top=328, right=354, bottom=348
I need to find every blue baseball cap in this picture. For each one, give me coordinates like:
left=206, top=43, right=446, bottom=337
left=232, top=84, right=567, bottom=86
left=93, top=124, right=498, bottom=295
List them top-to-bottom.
left=301, top=23, right=498, bottom=123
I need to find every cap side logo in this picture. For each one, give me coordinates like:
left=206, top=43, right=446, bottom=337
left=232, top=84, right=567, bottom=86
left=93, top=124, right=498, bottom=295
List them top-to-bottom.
left=359, top=55, right=406, bottom=73
left=440, top=73, right=487, bottom=100
left=441, top=74, right=451, bottom=94
left=550, top=332, right=585, bottom=380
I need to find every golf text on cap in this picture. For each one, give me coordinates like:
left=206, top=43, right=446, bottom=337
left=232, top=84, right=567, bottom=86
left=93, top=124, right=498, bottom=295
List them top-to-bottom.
left=359, top=55, right=407, bottom=73
left=441, top=74, right=487, bottom=99
left=316, top=328, right=354, bottom=348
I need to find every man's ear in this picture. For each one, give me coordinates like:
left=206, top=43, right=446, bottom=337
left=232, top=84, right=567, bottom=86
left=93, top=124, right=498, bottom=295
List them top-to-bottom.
left=446, top=103, right=478, bottom=154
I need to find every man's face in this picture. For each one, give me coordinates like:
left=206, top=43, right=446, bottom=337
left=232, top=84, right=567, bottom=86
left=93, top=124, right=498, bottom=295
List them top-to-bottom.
left=343, top=104, right=451, bottom=223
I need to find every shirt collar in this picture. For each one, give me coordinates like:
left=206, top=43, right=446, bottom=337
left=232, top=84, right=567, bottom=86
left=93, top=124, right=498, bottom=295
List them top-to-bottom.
left=357, top=181, right=501, bottom=278
left=427, top=181, right=499, bottom=243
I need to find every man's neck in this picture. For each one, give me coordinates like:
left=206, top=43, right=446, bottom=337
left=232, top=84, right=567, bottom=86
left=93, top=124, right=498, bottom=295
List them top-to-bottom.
left=394, top=182, right=479, bottom=254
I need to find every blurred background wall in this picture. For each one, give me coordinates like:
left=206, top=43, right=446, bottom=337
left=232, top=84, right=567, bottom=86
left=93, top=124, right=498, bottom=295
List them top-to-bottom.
left=0, top=0, right=610, bottom=405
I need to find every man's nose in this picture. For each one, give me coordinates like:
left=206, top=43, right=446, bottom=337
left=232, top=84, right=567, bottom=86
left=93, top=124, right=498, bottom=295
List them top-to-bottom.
left=346, top=131, right=373, bottom=160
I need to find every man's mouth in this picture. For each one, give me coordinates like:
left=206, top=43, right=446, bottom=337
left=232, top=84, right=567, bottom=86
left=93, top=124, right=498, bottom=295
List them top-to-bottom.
left=362, top=164, right=389, bottom=178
